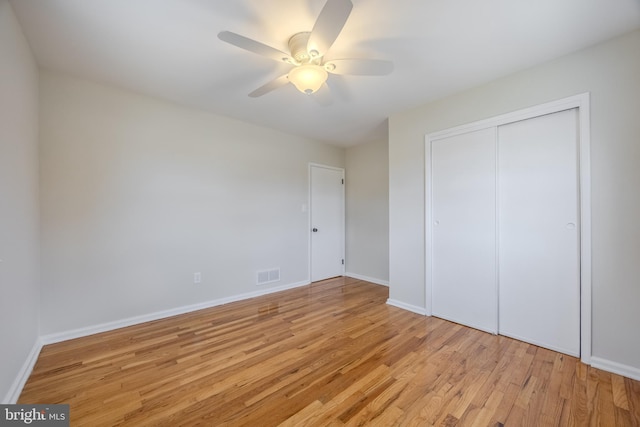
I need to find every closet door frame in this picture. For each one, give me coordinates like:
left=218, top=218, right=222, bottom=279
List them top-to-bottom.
left=424, top=93, right=592, bottom=364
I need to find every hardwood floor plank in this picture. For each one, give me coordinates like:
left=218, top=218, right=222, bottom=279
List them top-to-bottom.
left=18, top=277, right=640, bottom=426
left=612, top=373, right=630, bottom=411
left=627, top=377, right=640, bottom=424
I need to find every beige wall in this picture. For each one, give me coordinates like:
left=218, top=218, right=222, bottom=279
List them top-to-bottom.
left=0, top=0, right=40, bottom=402
left=389, top=30, right=640, bottom=375
left=39, top=71, right=344, bottom=335
left=345, top=139, right=389, bottom=284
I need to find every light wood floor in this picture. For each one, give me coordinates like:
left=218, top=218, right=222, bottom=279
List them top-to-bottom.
left=20, top=277, right=640, bottom=426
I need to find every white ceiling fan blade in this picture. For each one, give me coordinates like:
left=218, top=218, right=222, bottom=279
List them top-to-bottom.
left=307, top=0, right=353, bottom=57
left=218, top=31, right=294, bottom=63
left=324, top=59, right=394, bottom=76
left=248, top=74, right=290, bottom=98
left=312, top=83, right=333, bottom=106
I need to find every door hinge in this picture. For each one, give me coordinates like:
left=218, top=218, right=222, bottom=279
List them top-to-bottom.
left=341, top=179, right=344, bottom=184
left=342, top=259, right=344, bottom=265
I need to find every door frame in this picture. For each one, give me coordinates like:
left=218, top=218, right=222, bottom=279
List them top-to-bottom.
left=424, top=93, right=592, bottom=363
left=308, top=163, right=345, bottom=283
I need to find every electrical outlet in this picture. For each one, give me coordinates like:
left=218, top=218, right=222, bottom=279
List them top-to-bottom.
left=193, top=272, right=202, bottom=284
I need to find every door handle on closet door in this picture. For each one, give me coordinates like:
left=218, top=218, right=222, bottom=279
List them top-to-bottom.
left=312, top=228, right=318, bottom=232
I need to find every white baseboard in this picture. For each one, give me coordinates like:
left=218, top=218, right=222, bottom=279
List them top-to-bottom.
left=345, top=272, right=389, bottom=287
left=41, top=280, right=310, bottom=345
left=386, top=299, right=428, bottom=316
left=3, top=338, right=43, bottom=404
left=591, top=356, right=640, bottom=381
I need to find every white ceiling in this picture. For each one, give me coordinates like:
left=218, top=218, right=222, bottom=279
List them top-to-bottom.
left=10, top=0, right=640, bottom=147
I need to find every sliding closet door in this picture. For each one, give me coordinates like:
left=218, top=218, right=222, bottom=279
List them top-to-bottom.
left=498, top=109, right=580, bottom=356
left=431, top=128, right=497, bottom=333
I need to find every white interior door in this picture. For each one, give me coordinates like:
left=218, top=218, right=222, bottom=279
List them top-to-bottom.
left=498, top=108, right=580, bottom=356
left=431, top=128, right=498, bottom=333
left=310, top=165, right=344, bottom=282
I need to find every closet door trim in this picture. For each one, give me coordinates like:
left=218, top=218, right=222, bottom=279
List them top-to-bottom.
left=424, top=93, right=591, bottom=364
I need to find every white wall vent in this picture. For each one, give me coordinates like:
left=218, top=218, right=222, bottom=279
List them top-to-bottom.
left=257, top=267, right=280, bottom=286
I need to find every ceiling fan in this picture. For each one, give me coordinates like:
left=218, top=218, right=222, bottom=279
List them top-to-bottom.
left=217, top=0, right=393, bottom=101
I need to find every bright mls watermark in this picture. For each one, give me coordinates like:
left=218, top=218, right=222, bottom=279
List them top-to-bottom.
left=0, top=405, right=69, bottom=426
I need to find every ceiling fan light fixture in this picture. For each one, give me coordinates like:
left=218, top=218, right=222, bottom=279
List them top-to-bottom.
left=288, top=64, right=328, bottom=94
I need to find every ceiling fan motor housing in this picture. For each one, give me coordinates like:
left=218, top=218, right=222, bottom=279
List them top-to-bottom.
left=288, top=32, right=314, bottom=63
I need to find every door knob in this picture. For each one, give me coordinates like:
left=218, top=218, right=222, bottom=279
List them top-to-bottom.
left=312, top=228, right=318, bottom=232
